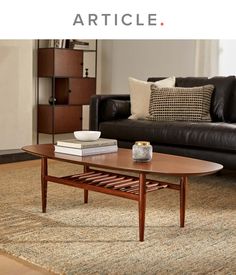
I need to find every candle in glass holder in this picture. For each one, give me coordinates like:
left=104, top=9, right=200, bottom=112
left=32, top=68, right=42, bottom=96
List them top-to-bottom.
left=132, top=141, right=153, bottom=162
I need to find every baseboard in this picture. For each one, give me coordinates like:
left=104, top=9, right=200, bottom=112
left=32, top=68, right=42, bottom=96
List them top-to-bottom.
left=0, top=152, right=39, bottom=164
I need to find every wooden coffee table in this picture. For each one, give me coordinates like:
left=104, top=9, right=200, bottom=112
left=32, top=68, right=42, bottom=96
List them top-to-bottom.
left=22, top=144, right=223, bottom=241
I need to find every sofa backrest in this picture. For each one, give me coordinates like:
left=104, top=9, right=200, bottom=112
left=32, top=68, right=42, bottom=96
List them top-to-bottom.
left=147, top=76, right=235, bottom=122
left=228, top=79, right=236, bottom=122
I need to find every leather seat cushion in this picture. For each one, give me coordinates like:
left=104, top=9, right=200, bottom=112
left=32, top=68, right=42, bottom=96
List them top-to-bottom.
left=99, top=119, right=236, bottom=152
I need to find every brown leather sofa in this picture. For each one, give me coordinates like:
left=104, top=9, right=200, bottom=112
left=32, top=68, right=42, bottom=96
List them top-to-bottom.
left=89, top=76, right=236, bottom=169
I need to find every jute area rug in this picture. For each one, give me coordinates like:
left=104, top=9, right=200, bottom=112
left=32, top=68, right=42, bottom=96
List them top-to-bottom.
left=0, top=159, right=235, bottom=275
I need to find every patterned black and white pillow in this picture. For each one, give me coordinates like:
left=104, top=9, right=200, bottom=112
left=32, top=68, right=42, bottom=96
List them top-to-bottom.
left=147, top=84, right=214, bottom=122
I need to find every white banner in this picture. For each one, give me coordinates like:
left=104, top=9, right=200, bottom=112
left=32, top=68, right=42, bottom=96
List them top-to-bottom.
left=0, top=0, right=235, bottom=38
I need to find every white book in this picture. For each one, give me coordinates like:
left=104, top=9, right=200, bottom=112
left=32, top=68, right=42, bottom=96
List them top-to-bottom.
left=73, top=45, right=90, bottom=50
left=57, top=138, right=117, bottom=149
left=54, top=144, right=118, bottom=156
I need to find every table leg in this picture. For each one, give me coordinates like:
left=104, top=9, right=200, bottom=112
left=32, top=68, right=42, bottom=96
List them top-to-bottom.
left=41, top=157, right=48, bottom=213
left=84, top=165, right=89, bottom=203
left=139, top=172, right=146, bottom=241
left=180, top=176, right=187, bottom=227
left=84, top=190, right=88, bottom=203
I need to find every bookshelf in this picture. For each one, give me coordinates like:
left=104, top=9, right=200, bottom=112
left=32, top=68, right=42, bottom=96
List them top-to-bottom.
left=37, top=40, right=97, bottom=143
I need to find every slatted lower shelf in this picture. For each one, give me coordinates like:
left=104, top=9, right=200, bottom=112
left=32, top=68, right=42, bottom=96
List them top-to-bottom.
left=61, top=170, right=168, bottom=195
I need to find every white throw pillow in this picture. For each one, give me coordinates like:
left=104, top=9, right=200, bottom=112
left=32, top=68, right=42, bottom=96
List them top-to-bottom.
left=128, top=76, right=176, bottom=119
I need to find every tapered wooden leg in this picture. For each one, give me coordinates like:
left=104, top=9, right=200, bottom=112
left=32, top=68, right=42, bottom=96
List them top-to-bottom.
left=41, top=157, right=48, bottom=213
left=84, top=165, right=89, bottom=203
left=139, top=173, right=146, bottom=241
left=180, top=176, right=187, bottom=227
left=84, top=190, right=88, bottom=203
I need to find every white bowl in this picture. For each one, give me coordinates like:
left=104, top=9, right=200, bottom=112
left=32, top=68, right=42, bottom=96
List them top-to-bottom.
left=74, top=131, right=101, bottom=141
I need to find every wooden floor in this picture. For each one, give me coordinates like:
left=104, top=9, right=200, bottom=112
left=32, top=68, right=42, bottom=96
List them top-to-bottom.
left=1, top=160, right=54, bottom=275
left=0, top=254, right=53, bottom=275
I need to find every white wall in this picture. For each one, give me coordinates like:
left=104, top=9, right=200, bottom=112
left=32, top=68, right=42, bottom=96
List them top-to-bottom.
left=0, top=40, right=35, bottom=150
left=100, top=40, right=197, bottom=94
left=194, top=40, right=219, bottom=77
left=219, top=40, right=236, bottom=75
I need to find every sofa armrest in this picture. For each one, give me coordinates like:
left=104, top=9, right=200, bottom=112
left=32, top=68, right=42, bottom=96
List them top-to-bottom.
left=89, top=94, right=130, bottom=130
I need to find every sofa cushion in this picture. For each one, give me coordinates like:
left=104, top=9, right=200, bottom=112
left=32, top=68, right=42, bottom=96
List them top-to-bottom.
left=128, top=76, right=175, bottom=120
left=148, top=76, right=235, bottom=122
left=177, top=76, right=235, bottom=122
left=147, top=84, right=214, bottom=122
left=90, top=94, right=130, bottom=131
left=101, top=99, right=131, bottom=121
left=100, top=119, right=236, bottom=152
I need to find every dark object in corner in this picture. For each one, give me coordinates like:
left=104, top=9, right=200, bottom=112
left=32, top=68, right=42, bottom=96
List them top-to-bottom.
left=48, top=96, right=57, bottom=105
left=0, top=150, right=39, bottom=164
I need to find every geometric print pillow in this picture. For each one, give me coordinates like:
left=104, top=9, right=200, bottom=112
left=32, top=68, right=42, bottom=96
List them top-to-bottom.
left=128, top=76, right=176, bottom=120
left=147, top=84, right=214, bottom=122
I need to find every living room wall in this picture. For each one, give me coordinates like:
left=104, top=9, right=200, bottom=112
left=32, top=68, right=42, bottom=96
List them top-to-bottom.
left=0, top=40, right=35, bottom=150
left=100, top=40, right=198, bottom=94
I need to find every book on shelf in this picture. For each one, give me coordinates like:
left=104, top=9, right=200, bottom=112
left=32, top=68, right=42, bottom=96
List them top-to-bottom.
left=53, top=39, right=66, bottom=48
left=69, top=40, right=90, bottom=50
left=73, top=40, right=89, bottom=46
left=73, top=44, right=90, bottom=50
left=57, top=138, right=117, bottom=149
left=54, top=144, right=118, bottom=156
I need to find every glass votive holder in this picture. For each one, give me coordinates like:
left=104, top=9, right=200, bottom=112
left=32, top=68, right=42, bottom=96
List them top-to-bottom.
left=132, top=141, right=153, bottom=162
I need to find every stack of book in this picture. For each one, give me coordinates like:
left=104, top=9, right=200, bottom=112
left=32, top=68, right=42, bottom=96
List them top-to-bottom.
left=69, top=40, right=89, bottom=50
left=54, top=138, right=118, bottom=156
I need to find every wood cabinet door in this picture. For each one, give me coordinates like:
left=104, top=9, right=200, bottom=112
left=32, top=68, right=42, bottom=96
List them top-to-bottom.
left=38, top=49, right=83, bottom=77
left=38, top=49, right=54, bottom=76
left=54, top=49, right=83, bottom=77
left=54, top=77, right=96, bottom=105
left=55, top=78, right=69, bottom=104
left=69, top=78, right=96, bottom=105
left=38, top=105, right=82, bottom=134
left=54, top=105, right=82, bottom=133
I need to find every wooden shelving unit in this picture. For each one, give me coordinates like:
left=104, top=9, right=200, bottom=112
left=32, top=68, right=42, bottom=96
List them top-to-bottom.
left=37, top=41, right=97, bottom=143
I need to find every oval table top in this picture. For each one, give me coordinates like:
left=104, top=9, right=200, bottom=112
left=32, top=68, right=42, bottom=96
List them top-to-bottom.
left=22, top=144, right=223, bottom=177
